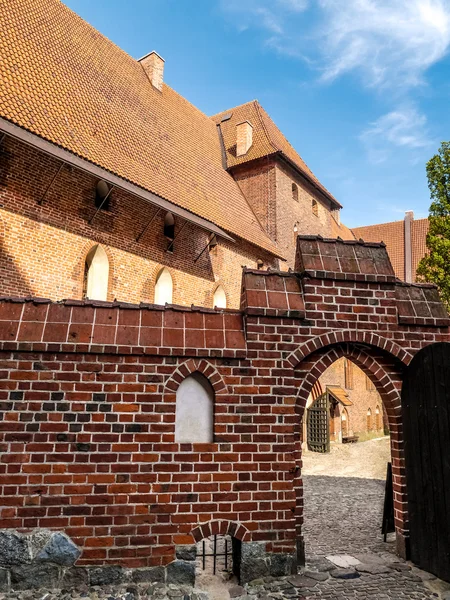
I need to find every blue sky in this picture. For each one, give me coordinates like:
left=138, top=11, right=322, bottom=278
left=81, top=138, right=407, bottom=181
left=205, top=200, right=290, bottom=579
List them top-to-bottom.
left=64, top=0, right=450, bottom=227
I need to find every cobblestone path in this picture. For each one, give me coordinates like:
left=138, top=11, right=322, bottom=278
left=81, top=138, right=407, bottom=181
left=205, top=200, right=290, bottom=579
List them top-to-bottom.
left=231, top=441, right=446, bottom=599
left=302, top=474, right=390, bottom=558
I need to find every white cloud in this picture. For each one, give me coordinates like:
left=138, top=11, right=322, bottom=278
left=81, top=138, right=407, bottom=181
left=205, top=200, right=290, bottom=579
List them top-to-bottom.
left=221, top=0, right=450, bottom=89
left=319, top=0, right=450, bottom=88
left=359, top=107, right=434, bottom=163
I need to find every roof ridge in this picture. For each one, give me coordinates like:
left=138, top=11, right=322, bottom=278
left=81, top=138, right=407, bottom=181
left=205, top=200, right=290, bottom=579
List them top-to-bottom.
left=210, top=99, right=258, bottom=120
left=254, top=100, right=279, bottom=154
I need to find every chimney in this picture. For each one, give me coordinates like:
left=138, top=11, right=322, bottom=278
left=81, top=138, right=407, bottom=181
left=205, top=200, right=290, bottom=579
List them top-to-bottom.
left=138, top=51, right=165, bottom=91
left=236, top=121, right=253, bottom=156
left=404, top=210, right=414, bottom=283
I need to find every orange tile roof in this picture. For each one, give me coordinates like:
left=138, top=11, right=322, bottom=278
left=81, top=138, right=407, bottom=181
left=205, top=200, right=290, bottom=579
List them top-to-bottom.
left=0, top=0, right=284, bottom=259
left=212, top=100, right=341, bottom=207
left=331, top=218, right=355, bottom=241
left=352, top=218, right=429, bottom=281
left=352, top=220, right=406, bottom=279
left=327, top=386, right=353, bottom=407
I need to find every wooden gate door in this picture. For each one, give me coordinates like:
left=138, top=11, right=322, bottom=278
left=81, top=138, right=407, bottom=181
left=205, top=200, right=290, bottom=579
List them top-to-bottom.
left=402, top=342, right=450, bottom=581
left=307, top=393, right=330, bottom=453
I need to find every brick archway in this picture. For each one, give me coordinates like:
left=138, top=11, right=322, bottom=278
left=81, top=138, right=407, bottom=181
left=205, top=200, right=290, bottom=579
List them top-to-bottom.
left=286, top=330, right=413, bottom=370
left=293, top=341, right=409, bottom=559
left=164, top=358, right=229, bottom=396
left=190, top=520, right=250, bottom=543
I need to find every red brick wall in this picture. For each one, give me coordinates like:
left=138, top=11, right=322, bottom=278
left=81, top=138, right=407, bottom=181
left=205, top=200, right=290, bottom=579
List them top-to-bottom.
left=0, top=137, right=276, bottom=309
left=231, top=159, right=335, bottom=270
left=231, top=159, right=277, bottom=241
left=274, top=162, right=334, bottom=268
left=0, top=258, right=448, bottom=565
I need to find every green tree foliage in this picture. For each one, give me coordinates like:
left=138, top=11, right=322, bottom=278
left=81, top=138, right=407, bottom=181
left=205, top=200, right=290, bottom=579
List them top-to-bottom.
left=417, top=142, right=450, bottom=310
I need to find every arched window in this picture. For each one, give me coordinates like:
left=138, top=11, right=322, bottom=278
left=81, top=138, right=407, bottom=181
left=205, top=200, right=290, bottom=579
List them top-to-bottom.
left=95, top=180, right=111, bottom=210
left=292, top=182, right=299, bottom=202
left=312, top=198, right=319, bottom=217
left=164, top=212, right=175, bottom=239
left=84, top=245, right=109, bottom=301
left=155, top=268, right=173, bottom=305
left=213, top=285, right=227, bottom=309
left=175, top=372, right=214, bottom=443
left=375, top=405, right=381, bottom=430
left=341, top=408, right=349, bottom=438
left=367, top=408, right=372, bottom=432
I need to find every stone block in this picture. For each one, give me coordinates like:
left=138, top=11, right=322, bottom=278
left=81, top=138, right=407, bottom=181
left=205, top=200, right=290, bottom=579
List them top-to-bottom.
left=29, top=529, right=52, bottom=560
left=0, top=531, right=30, bottom=567
left=36, top=532, right=81, bottom=566
left=240, top=542, right=270, bottom=584
left=175, top=544, right=197, bottom=561
left=269, top=553, right=296, bottom=577
left=166, top=560, right=195, bottom=586
left=10, top=563, right=60, bottom=590
left=89, top=565, right=125, bottom=586
left=131, top=566, right=165, bottom=583
left=61, top=567, right=89, bottom=588
left=0, top=568, right=9, bottom=592
left=330, top=568, right=360, bottom=579
left=229, top=585, right=245, bottom=597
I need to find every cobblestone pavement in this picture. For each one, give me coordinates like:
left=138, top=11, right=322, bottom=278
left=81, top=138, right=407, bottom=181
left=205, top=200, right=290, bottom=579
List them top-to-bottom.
left=228, top=471, right=445, bottom=599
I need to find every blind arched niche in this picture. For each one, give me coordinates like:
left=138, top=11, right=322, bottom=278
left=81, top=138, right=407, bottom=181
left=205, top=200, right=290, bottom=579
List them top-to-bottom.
left=85, top=245, right=109, bottom=301
left=155, top=268, right=173, bottom=305
left=213, top=285, right=227, bottom=309
left=175, top=372, right=214, bottom=443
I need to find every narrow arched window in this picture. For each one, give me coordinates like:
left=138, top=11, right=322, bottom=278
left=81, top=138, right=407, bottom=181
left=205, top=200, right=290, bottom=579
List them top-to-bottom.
left=95, top=180, right=112, bottom=210
left=292, top=182, right=299, bottom=202
left=312, top=198, right=319, bottom=217
left=164, top=212, right=175, bottom=239
left=84, top=245, right=109, bottom=301
left=155, top=268, right=173, bottom=305
left=213, top=285, right=227, bottom=309
left=175, top=372, right=214, bottom=443
left=375, top=405, right=381, bottom=430
left=341, top=408, right=349, bottom=438
left=367, top=408, right=372, bottom=432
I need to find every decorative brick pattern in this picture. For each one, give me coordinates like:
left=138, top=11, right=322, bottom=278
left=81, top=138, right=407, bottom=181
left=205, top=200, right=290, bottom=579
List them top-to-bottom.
left=0, top=239, right=448, bottom=572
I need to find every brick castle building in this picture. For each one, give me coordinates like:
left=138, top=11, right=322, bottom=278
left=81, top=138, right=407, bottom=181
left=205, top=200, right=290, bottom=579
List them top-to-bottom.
left=1, top=0, right=445, bottom=589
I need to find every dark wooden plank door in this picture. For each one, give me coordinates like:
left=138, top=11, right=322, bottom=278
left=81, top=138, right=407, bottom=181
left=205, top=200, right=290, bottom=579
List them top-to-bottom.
left=402, top=342, right=450, bottom=581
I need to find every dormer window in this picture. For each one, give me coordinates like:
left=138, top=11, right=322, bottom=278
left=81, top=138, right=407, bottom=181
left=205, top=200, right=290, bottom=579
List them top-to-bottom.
left=95, top=180, right=111, bottom=210
left=164, top=212, right=175, bottom=239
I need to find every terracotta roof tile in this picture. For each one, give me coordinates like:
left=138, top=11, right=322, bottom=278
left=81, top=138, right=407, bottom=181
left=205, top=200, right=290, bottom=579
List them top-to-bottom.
left=0, top=0, right=283, bottom=259
left=212, top=100, right=340, bottom=207
left=352, top=218, right=429, bottom=281
left=352, top=220, right=406, bottom=280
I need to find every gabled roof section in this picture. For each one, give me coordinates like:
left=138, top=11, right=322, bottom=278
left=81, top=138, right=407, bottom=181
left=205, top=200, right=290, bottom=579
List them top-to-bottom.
left=0, top=0, right=284, bottom=259
left=212, top=100, right=341, bottom=208
left=327, top=386, right=353, bottom=407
